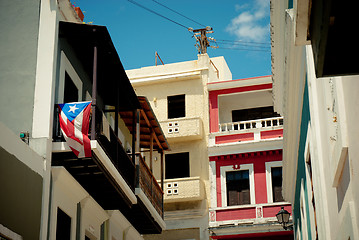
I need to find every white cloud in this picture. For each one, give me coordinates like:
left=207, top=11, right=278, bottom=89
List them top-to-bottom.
left=226, top=0, right=270, bottom=42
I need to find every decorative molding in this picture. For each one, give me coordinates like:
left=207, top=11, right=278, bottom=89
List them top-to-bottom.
left=220, top=164, right=255, bottom=207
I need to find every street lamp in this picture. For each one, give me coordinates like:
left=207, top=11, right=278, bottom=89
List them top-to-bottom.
left=276, top=207, right=293, bottom=230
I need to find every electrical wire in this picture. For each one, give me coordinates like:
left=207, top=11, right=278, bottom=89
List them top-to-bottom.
left=126, top=0, right=270, bottom=53
left=127, top=0, right=189, bottom=29
left=150, top=0, right=206, bottom=28
left=216, top=38, right=270, bottom=45
left=216, top=41, right=271, bottom=50
left=216, top=46, right=271, bottom=52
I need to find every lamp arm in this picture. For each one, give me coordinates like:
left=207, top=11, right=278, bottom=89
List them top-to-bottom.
left=283, top=223, right=294, bottom=231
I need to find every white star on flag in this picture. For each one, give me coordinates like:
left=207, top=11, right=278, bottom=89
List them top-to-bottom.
left=68, top=104, right=79, bottom=113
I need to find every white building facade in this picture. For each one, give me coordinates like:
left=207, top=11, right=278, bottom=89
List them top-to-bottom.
left=271, top=0, right=359, bottom=239
left=0, top=1, right=168, bottom=239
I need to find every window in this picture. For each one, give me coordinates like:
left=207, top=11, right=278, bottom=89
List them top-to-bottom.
left=59, top=51, right=83, bottom=103
left=64, top=72, right=79, bottom=103
left=168, top=94, right=185, bottom=119
left=232, top=106, right=280, bottom=122
left=165, top=152, right=189, bottom=179
left=265, top=161, right=284, bottom=203
left=220, top=164, right=255, bottom=207
left=271, top=167, right=284, bottom=202
left=226, top=170, right=250, bottom=206
left=56, top=208, right=71, bottom=240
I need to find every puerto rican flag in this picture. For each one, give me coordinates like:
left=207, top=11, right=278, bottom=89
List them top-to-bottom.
left=58, top=101, right=92, bottom=158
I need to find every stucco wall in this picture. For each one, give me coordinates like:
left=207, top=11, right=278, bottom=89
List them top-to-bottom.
left=0, top=0, right=41, bottom=135
left=0, top=149, right=43, bottom=239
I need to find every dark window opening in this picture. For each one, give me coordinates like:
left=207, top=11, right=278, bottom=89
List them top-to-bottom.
left=64, top=72, right=79, bottom=103
left=168, top=94, right=185, bottom=119
left=232, top=106, right=280, bottom=122
left=165, top=152, right=189, bottom=179
left=271, top=167, right=284, bottom=202
left=226, top=170, right=250, bottom=206
left=56, top=208, right=71, bottom=240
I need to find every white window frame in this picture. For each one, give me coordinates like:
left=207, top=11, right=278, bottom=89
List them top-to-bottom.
left=58, top=51, right=83, bottom=103
left=265, top=161, right=283, bottom=203
left=220, top=163, right=255, bottom=207
left=0, top=224, right=22, bottom=240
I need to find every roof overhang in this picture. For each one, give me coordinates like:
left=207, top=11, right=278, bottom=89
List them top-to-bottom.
left=59, top=21, right=140, bottom=110
left=119, top=96, right=170, bottom=151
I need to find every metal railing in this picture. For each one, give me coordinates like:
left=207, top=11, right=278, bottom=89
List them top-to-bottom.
left=53, top=105, right=135, bottom=190
left=54, top=105, right=164, bottom=218
left=219, top=117, right=284, bottom=133
left=137, top=153, right=163, bottom=218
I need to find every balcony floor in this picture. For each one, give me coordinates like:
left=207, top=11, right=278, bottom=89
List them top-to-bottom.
left=52, top=150, right=164, bottom=234
left=52, top=151, right=132, bottom=210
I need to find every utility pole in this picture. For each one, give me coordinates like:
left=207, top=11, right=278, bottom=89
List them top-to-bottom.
left=189, top=26, right=216, bottom=54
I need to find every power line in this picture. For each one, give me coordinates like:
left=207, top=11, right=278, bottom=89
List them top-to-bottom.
left=126, top=0, right=270, bottom=53
left=127, top=0, right=189, bottom=29
left=150, top=0, right=206, bottom=28
left=216, top=38, right=270, bottom=45
left=216, top=41, right=271, bottom=49
left=216, top=46, right=271, bottom=52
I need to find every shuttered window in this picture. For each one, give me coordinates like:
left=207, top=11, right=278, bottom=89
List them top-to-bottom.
left=271, top=167, right=284, bottom=202
left=226, top=170, right=250, bottom=206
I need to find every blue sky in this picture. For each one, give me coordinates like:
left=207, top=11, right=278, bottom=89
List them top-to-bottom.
left=74, top=0, right=271, bottom=80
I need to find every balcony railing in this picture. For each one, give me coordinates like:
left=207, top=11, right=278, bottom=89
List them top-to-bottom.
left=53, top=104, right=165, bottom=226
left=53, top=105, right=135, bottom=190
left=160, top=117, right=203, bottom=141
left=219, top=117, right=284, bottom=133
left=137, top=154, right=164, bottom=218
left=160, top=176, right=205, bottom=203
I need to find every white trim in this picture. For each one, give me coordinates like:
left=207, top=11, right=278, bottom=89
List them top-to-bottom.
left=58, top=51, right=83, bottom=103
left=130, top=70, right=202, bottom=86
left=207, top=76, right=272, bottom=91
left=304, top=124, right=311, bottom=163
left=208, top=138, right=283, bottom=157
left=52, top=141, right=139, bottom=206
left=90, top=141, right=137, bottom=205
left=209, top=161, right=217, bottom=208
left=265, top=161, right=283, bottom=203
left=220, top=164, right=255, bottom=207
left=300, top=179, right=309, bottom=240
left=135, top=188, right=166, bottom=230
left=210, top=201, right=290, bottom=211
left=0, top=224, right=22, bottom=240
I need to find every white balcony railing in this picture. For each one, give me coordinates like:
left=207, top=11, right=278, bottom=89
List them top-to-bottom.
left=219, top=117, right=283, bottom=133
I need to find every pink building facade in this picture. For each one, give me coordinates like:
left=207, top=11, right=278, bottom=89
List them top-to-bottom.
left=207, top=76, right=293, bottom=239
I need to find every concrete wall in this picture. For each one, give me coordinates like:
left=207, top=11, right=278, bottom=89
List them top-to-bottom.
left=0, top=0, right=41, bottom=136
left=128, top=54, right=218, bottom=240
left=0, top=124, right=43, bottom=240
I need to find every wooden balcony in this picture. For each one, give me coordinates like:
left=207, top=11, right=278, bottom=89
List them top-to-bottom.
left=56, top=22, right=170, bottom=234
left=52, top=103, right=168, bottom=233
